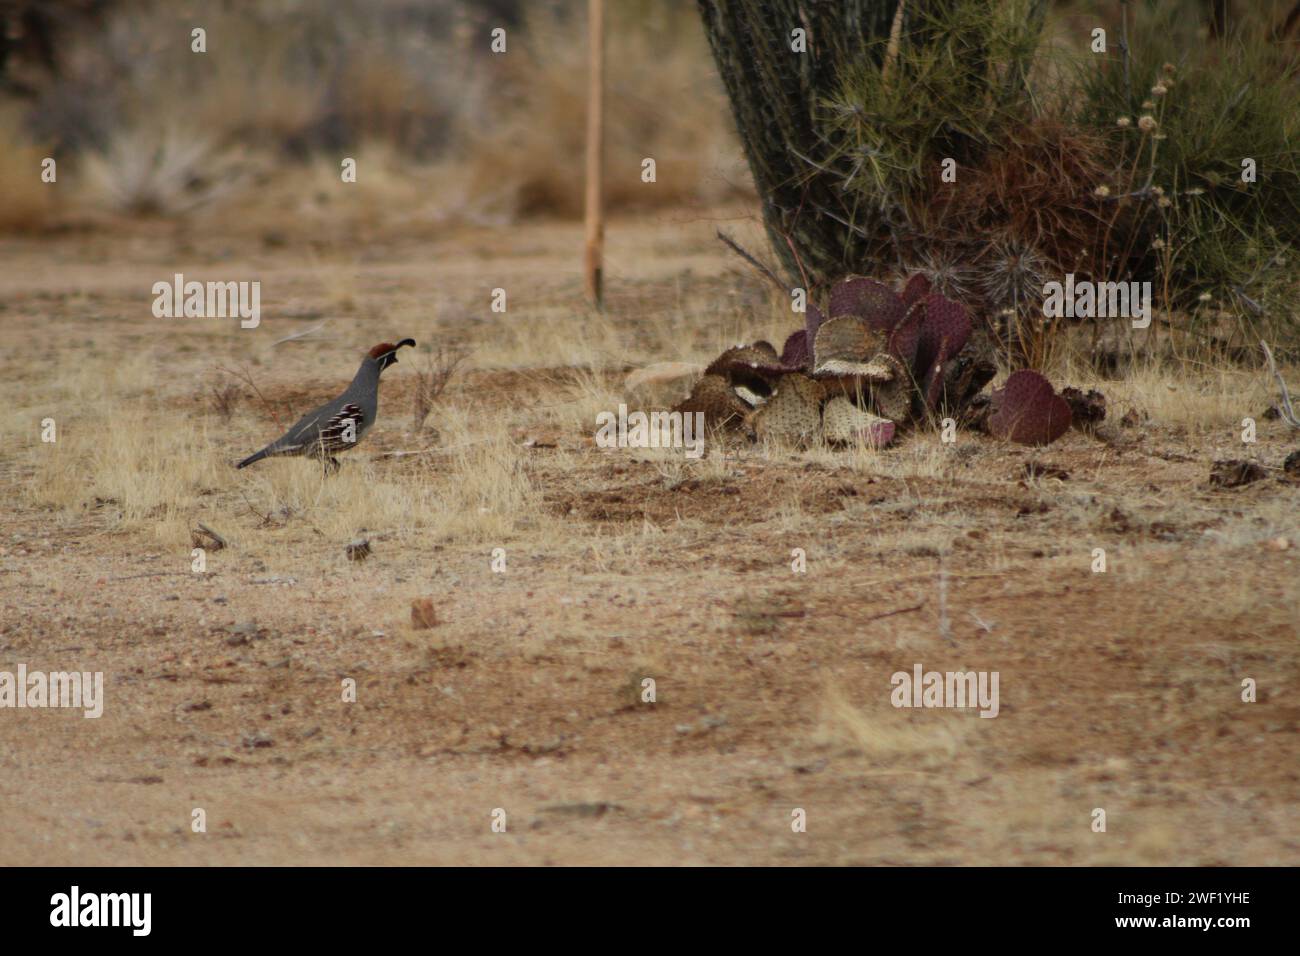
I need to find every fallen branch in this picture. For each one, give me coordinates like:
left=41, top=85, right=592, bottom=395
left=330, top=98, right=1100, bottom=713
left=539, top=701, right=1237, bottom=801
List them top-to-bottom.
left=237, top=488, right=277, bottom=526
left=192, top=522, right=227, bottom=551
left=862, top=601, right=926, bottom=623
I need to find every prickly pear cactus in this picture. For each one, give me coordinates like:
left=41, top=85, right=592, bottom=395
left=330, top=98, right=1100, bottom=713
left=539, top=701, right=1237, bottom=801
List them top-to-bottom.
left=675, top=272, right=1087, bottom=449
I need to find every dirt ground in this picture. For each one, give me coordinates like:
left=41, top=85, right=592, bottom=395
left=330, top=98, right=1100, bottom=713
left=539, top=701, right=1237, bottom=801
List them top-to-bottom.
left=1, top=207, right=1297, bottom=866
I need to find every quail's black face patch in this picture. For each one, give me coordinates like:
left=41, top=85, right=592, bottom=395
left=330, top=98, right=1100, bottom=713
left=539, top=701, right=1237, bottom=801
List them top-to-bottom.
left=376, top=338, right=415, bottom=372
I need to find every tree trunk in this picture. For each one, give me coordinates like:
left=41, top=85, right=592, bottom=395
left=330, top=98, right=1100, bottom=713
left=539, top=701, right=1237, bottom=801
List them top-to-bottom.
left=697, top=0, right=900, bottom=286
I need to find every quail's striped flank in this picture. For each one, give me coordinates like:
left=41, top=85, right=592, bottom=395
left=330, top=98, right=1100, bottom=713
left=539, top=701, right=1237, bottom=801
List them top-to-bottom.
left=236, top=339, right=415, bottom=471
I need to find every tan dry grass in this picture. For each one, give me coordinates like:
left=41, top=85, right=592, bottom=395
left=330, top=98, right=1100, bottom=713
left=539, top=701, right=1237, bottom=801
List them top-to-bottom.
left=0, top=106, right=56, bottom=232
left=1, top=214, right=1297, bottom=866
left=13, top=352, right=550, bottom=550
left=1065, top=356, right=1277, bottom=434
left=23, top=407, right=227, bottom=543
left=813, top=682, right=969, bottom=767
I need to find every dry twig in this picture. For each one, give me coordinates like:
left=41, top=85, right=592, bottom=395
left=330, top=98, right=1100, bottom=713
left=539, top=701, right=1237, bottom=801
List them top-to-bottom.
left=716, top=229, right=784, bottom=290
left=1261, top=341, right=1299, bottom=428
left=411, top=346, right=466, bottom=433
left=216, top=363, right=286, bottom=429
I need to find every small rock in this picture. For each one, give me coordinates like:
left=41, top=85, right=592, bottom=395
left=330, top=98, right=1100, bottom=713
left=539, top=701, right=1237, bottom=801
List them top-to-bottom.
left=1061, top=387, right=1106, bottom=430
left=1120, top=408, right=1144, bottom=428
left=1283, top=450, right=1300, bottom=478
left=1209, top=459, right=1267, bottom=489
left=1106, top=507, right=1132, bottom=533
left=1265, top=536, right=1290, bottom=551
left=345, top=539, right=371, bottom=562
left=410, top=598, right=439, bottom=630
left=225, top=621, right=260, bottom=646
left=790, top=758, right=829, bottom=775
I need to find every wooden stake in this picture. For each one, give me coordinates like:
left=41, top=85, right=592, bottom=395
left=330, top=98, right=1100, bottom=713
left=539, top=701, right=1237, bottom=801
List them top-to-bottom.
left=584, top=0, right=605, bottom=309
left=882, top=0, right=906, bottom=89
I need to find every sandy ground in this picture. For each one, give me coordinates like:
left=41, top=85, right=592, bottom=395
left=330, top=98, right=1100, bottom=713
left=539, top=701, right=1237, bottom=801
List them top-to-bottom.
left=1, top=208, right=1298, bottom=865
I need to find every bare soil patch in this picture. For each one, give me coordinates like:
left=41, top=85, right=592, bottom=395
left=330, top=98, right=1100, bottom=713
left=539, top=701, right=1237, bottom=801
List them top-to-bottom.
left=1, top=212, right=1297, bottom=865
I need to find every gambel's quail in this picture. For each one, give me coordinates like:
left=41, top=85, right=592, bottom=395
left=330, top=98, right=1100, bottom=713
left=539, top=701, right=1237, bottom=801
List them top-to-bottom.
left=236, top=339, right=415, bottom=471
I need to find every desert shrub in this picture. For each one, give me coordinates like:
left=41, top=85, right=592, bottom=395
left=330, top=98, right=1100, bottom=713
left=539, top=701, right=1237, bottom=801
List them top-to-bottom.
left=699, top=0, right=1300, bottom=353
left=700, top=0, right=1049, bottom=284
left=1069, top=6, right=1300, bottom=344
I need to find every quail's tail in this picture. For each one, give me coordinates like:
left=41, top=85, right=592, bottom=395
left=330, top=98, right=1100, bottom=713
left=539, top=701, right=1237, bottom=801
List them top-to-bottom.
left=236, top=447, right=272, bottom=469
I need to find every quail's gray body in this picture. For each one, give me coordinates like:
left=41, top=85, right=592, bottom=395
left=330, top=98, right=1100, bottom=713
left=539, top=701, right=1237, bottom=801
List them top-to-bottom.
left=236, top=339, right=415, bottom=470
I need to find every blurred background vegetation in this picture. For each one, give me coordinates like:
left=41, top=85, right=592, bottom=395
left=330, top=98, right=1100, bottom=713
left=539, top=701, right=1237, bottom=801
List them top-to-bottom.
left=0, top=0, right=748, bottom=231
left=1, top=0, right=1296, bottom=356
left=699, top=0, right=1300, bottom=359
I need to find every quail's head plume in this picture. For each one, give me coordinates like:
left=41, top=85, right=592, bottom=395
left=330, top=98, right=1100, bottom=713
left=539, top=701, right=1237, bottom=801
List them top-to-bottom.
left=236, top=338, right=415, bottom=471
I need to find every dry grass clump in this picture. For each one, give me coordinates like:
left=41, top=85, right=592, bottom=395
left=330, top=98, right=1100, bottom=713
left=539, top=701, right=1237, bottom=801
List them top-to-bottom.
left=910, top=121, right=1114, bottom=366
left=80, top=124, right=263, bottom=217
left=410, top=345, right=466, bottom=434
left=9, top=347, right=548, bottom=549
left=1069, top=357, right=1274, bottom=435
left=542, top=369, right=627, bottom=436
left=22, top=405, right=547, bottom=547
left=22, top=407, right=228, bottom=543
left=220, top=411, right=547, bottom=544
left=430, top=424, right=549, bottom=543
left=800, top=438, right=953, bottom=481
left=812, top=683, right=968, bottom=768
